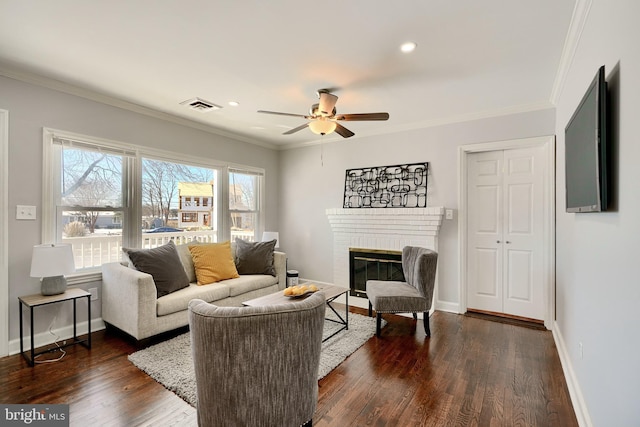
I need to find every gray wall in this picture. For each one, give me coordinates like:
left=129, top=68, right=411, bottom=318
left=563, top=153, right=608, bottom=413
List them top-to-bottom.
left=554, top=1, right=640, bottom=425
left=1, top=75, right=280, bottom=343
left=278, top=108, right=555, bottom=308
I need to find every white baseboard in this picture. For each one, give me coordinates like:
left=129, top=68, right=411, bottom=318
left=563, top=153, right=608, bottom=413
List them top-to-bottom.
left=435, top=300, right=460, bottom=313
left=9, top=318, right=105, bottom=356
left=552, top=321, right=592, bottom=427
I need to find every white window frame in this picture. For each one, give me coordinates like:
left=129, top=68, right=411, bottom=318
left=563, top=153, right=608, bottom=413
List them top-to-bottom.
left=42, top=128, right=265, bottom=284
left=228, top=166, right=265, bottom=242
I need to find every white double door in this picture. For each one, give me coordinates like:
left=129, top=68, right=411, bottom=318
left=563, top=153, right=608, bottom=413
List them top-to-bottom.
left=466, top=146, right=546, bottom=320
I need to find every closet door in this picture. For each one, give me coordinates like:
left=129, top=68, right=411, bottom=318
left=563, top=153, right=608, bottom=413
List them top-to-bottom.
left=466, top=146, right=545, bottom=320
left=467, top=151, right=504, bottom=313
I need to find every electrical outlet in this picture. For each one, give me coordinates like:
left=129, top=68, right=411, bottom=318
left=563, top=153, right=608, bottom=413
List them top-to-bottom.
left=445, top=209, right=454, bottom=220
left=89, top=287, right=99, bottom=301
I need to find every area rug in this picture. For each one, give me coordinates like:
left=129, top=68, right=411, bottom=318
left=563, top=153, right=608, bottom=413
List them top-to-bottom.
left=128, top=311, right=382, bottom=407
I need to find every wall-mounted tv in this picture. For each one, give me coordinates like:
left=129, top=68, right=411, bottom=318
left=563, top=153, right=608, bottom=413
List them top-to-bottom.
left=565, top=65, right=609, bottom=213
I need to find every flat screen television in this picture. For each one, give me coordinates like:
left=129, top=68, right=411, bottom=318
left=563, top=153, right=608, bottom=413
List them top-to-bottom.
left=565, top=65, right=609, bottom=213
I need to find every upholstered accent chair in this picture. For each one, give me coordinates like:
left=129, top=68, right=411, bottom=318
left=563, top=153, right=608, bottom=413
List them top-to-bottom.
left=366, top=246, right=438, bottom=337
left=188, top=292, right=326, bottom=427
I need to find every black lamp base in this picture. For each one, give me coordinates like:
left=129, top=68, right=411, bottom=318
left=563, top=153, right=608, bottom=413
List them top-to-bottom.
left=41, top=276, right=67, bottom=296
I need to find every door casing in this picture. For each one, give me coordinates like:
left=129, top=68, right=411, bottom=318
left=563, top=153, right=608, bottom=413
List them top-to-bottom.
left=458, top=136, right=555, bottom=329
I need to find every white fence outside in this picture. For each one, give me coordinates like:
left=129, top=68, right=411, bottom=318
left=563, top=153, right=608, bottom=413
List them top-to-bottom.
left=63, top=230, right=255, bottom=270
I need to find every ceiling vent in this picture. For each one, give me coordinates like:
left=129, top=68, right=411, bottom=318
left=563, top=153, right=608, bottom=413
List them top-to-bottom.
left=180, top=97, right=222, bottom=112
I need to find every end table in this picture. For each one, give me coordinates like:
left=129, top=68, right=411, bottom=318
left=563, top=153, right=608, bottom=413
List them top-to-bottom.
left=19, top=287, right=91, bottom=366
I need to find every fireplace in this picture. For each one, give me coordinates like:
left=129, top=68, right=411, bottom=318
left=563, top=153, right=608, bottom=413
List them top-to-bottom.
left=326, top=207, right=444, bottom=294
left=349, top=248, right=403, bottom=298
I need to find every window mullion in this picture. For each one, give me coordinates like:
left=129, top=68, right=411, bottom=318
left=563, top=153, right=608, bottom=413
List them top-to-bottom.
left=123, top=155, right=141, bottom=249
left=219, top=167, right=230, bottom=242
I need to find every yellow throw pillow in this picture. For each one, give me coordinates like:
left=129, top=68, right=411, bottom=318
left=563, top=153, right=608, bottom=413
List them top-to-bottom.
left=188, top=241, right=240, bottom=285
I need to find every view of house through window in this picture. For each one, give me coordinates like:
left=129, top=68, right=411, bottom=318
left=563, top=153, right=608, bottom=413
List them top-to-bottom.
left=47, top=131, right=264, bottom=274
left=141, top=158, right=218, bottom=247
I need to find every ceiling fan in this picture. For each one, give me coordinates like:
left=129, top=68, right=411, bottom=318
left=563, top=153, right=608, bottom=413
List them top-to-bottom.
left=257, top=89, right=389, bottom=138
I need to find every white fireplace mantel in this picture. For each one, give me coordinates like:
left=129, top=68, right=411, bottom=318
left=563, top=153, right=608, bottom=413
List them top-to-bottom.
left=326, top=207, right=444, bottom=287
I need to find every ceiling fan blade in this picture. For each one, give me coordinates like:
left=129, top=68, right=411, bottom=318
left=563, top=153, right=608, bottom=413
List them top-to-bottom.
left=318, top=91, right=338, bottom=116
left=257, top=110, right=310, bottom=119
left=335, top=112, right=390, bottom=121
left=283, top=123, right=310, bottom=135
left=334, top=123, right=355, bottom=138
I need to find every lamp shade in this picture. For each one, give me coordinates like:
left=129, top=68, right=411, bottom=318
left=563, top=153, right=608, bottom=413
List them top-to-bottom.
left=309, top=119, right=337, bottom=135
left=261, top=231, right=279, bottom=248
left=30, top=244, right=75, bottom=278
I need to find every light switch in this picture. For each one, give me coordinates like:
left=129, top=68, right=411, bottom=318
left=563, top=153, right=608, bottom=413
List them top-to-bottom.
left=16, top=205, right=37, bottom=220
left=445, top=209, right=454, bottom=220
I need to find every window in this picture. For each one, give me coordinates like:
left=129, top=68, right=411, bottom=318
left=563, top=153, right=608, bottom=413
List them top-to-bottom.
left=43, top=129, right=263, bottom=278
left=44, top=135, right=134, bottom=272
left=141, top=157, right=217, bottom=240
left=229, top=169, right=263, bottom=242
left=181, top=213, right=198, bottom=223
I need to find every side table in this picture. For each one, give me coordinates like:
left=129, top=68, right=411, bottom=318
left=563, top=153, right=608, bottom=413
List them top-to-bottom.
left=19, top=288, right=91, bottom=366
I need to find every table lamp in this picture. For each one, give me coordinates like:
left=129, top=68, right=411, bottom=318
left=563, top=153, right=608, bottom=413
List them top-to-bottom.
left=261, top=231, right=279, bottom=248
left=30, top=244, right=76, bottom=296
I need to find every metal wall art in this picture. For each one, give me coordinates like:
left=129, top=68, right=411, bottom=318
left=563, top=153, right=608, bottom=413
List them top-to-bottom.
left=343, top=162, right=429, bottom=208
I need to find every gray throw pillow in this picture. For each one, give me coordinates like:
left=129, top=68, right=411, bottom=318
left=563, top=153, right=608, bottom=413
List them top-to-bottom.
left=234, top=238, right=276, bottom=276
left=122, top=240, right=190, bottom=297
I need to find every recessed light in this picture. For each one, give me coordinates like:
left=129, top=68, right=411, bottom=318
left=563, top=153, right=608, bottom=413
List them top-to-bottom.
left=400, top=41, right=417, bottom=53
left=228, top=101, right=239, bottom=107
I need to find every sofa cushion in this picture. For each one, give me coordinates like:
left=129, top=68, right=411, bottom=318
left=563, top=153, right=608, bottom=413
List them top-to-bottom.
left=234, top=238, right=277, bottom=276
left=122, top=241, right=190, bottom=298
left=176, top=241, right=206, bottom=283
left=189, top=241, right=240, bottom=285
left=225, top=274, right=279, bottom=297
left=157, top=283, right=231, bottom=317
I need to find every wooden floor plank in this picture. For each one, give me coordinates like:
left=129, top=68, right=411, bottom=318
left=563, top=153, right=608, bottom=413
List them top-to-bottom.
left=0, top=309, right=577, bottom=426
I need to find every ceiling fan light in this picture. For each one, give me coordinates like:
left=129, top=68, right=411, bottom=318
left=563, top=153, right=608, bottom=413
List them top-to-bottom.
left=400, top=41, right=417, bottom=53
left=309, top=119, right=337, bottom=135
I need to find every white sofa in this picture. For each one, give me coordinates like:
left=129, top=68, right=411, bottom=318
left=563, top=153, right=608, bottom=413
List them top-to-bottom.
left=101, top=242, right=286, bottom=340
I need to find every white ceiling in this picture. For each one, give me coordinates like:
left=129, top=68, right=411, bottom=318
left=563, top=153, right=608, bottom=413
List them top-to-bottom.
left=0, top=1, right=576, bottom=149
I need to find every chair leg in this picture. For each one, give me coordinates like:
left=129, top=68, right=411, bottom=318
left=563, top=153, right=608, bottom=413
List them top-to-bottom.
left=368, top=301, right=372, bottom=317
left=423, top=312, right=431, bottom=337
left=376, top=313, right=382, bottom=337
left=412, top=313, right=418, bottom=320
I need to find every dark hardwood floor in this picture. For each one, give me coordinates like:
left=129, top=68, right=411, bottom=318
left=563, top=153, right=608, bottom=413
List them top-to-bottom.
left=0, top=309, right=577, bottom=426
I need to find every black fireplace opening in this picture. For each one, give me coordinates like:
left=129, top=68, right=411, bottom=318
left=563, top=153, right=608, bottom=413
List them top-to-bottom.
left=349, top=248, right=404, bottom=298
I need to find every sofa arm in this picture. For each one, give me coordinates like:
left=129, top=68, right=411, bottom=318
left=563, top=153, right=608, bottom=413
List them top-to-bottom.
left=274, top=251, right=286, bottom=290
left=101, top=262, right=158, bottom=340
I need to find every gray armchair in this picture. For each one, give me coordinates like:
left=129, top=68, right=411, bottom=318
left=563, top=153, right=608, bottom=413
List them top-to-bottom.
left=366, top=246, right=438, bottom=337
left=188, top=292, right=326, bottom=427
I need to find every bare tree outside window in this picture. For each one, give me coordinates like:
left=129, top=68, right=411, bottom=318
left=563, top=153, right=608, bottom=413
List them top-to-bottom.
left=61, top=148, right=122, bottom=234
left=141, top=159, right=214, bottom=229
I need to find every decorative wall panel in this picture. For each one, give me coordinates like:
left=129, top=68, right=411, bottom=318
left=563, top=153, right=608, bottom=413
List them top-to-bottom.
left=343, top=162, right=428, bottom=208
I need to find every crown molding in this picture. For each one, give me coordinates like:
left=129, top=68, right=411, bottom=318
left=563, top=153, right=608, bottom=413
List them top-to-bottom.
left=550, top=0, right=593, bottom=104
left=0, top=63, right=279, bottom=150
